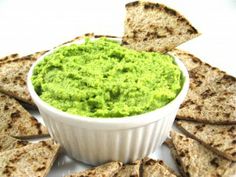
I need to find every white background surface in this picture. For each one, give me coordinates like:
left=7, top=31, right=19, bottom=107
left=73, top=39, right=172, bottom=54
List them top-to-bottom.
left=0, top=0, right=236, bottom=76
left=1, top=0, right=236, bottom=176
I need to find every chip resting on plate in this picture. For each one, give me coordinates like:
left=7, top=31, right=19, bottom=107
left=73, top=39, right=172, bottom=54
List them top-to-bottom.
left=170, top=49, right=236, bottom=124
left=0, top=50, right=47, bottom=105
left=0, top=92, right=48, bottom=138
left=176, top=120, right=236, bottom=161
left=169, top=131, right=236, bottom=177
left=0, top=140, right=59, bottom=177
left=142, top=157, right=180, bottom=177
left=115, top=160, right=141, bottom=177
left=65, top=161, right=123, bottom=177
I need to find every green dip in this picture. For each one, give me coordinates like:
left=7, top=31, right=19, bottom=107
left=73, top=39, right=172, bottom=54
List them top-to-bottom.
left=32, top=38, right=183, bottom=118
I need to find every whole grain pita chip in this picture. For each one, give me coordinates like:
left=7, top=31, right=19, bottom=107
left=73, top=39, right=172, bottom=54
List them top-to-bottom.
left=123, top=1, right=200, bottom=53
left=169, top=49, right=236, bottom=124
left=0, top=50, right=48, bottom=105
left=0, top=53, right=19, bottom=64
left=0, top=93, right=48, bottom=138
left=176, top=120, right=236, bottom=161
left=170, top=131, right=236, bottom=177
left=0, top=134, right=29, bottom=153
left=0, top=139, right=59, bottom=177
left=164, top=139, right=186, bottom=177
left=142, top=157, right=179, bottom=177
left=115, top=160, right=141, bottom=177
left=65, top=161, right=123, bottom=177
left=222, top=163, right=236, bottom=177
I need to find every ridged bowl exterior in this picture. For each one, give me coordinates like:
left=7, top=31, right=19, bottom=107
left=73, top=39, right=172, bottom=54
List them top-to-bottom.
left=27, top=36, right=189, bottom=165
left=38, top=107, right=178, bottom=165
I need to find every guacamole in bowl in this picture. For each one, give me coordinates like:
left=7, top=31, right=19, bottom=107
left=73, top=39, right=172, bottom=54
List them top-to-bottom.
left=31, top=38, right=184, bottom=118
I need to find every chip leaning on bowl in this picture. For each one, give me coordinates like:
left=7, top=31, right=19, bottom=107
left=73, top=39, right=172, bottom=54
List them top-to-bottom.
left=31, top=38, right=184, bottom=118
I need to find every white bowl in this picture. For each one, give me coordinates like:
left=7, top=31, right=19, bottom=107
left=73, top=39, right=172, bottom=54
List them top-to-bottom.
left=27, top=36, right=189, bottom=165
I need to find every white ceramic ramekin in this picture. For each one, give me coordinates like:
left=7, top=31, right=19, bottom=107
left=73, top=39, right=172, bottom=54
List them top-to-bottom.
left=27, top=35, right=189, bottom=165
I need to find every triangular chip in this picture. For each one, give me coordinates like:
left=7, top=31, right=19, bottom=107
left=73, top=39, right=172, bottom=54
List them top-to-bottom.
left=123, top=1, right=200, bottom=53
left=169, top=49, right=236, bottom=124
left=0, top=50, right=48, bottom=105
left=0, top=93, right=48, bottom=138
left=176, top=120, right=236, bottom=161
left=170, top=131, right=236, bottom=177
left=0, top=134, right=29, bottom=153
left=0, top=139, right=59, bottom=177
left=142, top=157, right=179, bottom=177
left=115, top=160, right=141, bottom=177
left=66, top=161, right=123, bottom=177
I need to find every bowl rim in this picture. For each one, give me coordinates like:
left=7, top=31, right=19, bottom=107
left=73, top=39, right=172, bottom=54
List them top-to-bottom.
left=27, top=36, right=189, bottom=125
